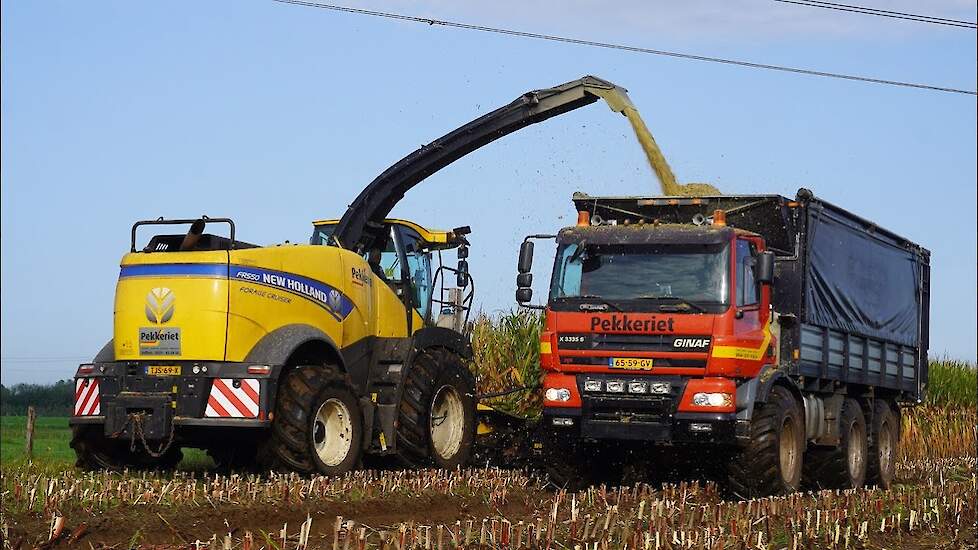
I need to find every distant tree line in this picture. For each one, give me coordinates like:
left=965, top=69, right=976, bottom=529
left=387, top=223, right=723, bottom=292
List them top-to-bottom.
left=1, top=380, right=73, bottom=416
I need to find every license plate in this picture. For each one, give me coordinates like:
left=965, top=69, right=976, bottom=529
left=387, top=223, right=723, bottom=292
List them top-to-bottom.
left=609, top=357, right=653, bottom=370
left=146, top=365, right=182, bottom=376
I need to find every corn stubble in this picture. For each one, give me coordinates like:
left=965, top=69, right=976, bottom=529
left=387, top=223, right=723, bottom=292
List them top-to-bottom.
left=2, top=314, right=974, bottom=548
left=2, top=459, right=974, bottom=549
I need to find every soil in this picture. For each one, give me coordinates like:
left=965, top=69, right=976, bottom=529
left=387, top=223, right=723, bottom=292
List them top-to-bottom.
left=3, top=488, right=552, bottom=548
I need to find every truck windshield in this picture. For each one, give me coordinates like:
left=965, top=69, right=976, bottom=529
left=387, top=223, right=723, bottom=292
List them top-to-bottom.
left=549, top=242, right=729, bottom=309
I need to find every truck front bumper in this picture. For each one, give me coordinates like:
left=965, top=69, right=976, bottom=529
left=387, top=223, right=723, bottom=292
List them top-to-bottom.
left=70, top=360, right=279, bottom=439
left=543, top=407, right=737, bottom=445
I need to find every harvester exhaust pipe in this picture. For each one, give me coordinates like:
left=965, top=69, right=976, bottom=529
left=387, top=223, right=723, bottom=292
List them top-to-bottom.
left=179, top=219, right=206, bottom=251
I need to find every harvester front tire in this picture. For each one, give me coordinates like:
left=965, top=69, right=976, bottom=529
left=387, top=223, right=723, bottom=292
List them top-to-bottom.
left=396, top=348, right=476, bottom=469
left=260, top=365, right=363, bottom=476
left=726, top=385, right=804, bottom=499
left=803, top=398, right=868, bottom=490
left=866, top=400, right=898, bottom=489
left=71, top=425, right=182, bottom=471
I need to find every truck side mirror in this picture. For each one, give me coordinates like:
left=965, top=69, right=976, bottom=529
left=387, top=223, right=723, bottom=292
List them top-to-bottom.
left=517, top=241, right=534, bottom=273
left=756, top=251, right=775, bottom=284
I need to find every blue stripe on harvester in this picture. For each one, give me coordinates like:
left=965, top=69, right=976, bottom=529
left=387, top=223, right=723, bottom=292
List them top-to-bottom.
left=119, top=263, right=229, bottom=278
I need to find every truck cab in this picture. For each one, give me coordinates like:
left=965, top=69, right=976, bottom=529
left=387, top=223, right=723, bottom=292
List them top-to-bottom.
left=520, top=213, right=775, bottom=447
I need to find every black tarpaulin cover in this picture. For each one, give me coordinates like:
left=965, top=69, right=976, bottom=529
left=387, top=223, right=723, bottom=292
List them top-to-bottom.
left=805, top=207, right=921, bottom=346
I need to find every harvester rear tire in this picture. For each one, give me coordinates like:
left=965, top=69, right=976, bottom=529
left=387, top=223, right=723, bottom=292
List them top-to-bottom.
left=396, top=348, right=476, bottom=469
left=259, top=365, right=363, bottom=476
left=726, top=385, right=804, bottom=499
left=803, top=398, right=868, bottom=490
left=866, top=400, right=898, bottom=489
left=71, top=425, right=182, bottom=471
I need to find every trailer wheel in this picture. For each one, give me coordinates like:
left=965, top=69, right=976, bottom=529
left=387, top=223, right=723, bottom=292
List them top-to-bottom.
left=396, top=348, right=476, bottom=469
left=259, top=365, right=363, bottom=476
left=726, top=385, right=804, bottom=498
left=804, top=398, right=868, bottom=490
left=866, top=400, right=898, bottom=489
left=71, top=425, right=182, bottom=471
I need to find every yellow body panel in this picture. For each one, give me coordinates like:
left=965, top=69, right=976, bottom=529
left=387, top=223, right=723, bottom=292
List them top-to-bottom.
left=115, top=242, right=423, bottom=364
left=115, top=251, right=229, bottom=361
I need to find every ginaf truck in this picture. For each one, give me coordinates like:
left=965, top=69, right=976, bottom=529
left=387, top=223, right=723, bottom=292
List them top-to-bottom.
left=516, top=190, right=930, bottom=497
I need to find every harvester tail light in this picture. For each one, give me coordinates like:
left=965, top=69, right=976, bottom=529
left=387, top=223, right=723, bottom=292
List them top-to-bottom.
left=577, top=210, right=591, bottom=226
left=77, top=364, right=95, bottom=375
left=247, top=365, right=271, bottom=375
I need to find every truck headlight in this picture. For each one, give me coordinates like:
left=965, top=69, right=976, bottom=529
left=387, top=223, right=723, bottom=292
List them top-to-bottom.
left=583, top=380, right=603, bottom=392
left=606, top=381, right=625, bottom=393
left=627, top=382, right=648, bottom=394
left=545, top=388, right=572, bottom=402
left=692, top=392, right=733, bottom=408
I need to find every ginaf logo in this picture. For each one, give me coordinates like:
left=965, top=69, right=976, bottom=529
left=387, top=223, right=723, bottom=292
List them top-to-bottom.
left=145, top=287, right=175, bottom=324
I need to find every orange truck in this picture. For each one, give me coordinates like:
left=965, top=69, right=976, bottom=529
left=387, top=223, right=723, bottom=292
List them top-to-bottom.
left=516, top=190, right=930, bottom=497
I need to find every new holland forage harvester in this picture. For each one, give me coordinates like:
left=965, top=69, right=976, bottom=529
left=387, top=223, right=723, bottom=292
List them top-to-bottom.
left=71, top=76, right=658, bottom=474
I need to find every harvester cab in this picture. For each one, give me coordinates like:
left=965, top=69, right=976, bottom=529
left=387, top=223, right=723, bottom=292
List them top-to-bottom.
left=311, top=218, right=474, bottom=334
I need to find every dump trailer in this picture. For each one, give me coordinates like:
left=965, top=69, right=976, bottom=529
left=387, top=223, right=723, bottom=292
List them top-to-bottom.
left=70, top=75, right=677, bottom=474
left=515, top=189, right=930, bottom=496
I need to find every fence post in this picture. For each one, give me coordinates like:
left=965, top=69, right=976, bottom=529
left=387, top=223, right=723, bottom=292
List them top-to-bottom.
left=26, top=405, right=37, bottom=461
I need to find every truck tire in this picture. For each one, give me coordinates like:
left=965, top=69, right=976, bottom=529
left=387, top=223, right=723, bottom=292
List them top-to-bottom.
left=396, top=348, right=476, bottom=469
left=259, top=365, right=363, bottom=476
left=726, top=385, right=804, bottom=498
left=803, top=398, right=868, bottom=490
left=866, top=400, right=898, bottom=489
left=71, top=425, right=182, bottom=471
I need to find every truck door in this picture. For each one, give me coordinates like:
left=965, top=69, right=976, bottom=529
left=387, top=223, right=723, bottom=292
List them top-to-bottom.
left=733, top=239, right=768, bottom=359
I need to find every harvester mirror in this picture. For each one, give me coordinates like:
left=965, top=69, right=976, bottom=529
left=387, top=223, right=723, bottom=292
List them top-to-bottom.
left=518, top=241, right=535, bottom=273
left=756, top=251, right=775, bottom=284
left=456, top=259, right=469, bottom=288
left=517, top=272, right=533, bottom=288
left=516, top=287, right=533, bottom=304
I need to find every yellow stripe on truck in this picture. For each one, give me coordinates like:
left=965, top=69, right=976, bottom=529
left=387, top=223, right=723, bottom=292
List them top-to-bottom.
left=710, top=324, right=772, bottom=361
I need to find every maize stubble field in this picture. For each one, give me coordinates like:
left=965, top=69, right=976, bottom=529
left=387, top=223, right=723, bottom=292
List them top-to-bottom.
left=2, top=313, right=976, bottom=549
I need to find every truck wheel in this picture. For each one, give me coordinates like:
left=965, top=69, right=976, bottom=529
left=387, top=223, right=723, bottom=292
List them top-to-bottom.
left=397, top=348, right=476, bottom=469
left=260, top=365, right=363, bottom=476
left=726, top=385, right=804, bottom=498
left=804, top=398, right=868, bottom=490
left=866, top=400, right=898, bottom=488
left=71, top=425, right=183, bottom=471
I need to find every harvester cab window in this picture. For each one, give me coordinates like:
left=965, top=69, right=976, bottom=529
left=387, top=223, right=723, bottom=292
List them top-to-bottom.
left=372, top=226, right=402, bottom=284
left=396, top=226, right=434, bottom=321
left=736, top=239, right=759, bottom=307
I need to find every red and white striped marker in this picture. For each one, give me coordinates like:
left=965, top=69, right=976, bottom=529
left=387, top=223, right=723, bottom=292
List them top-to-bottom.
left=74, top=378, right=101, bottom=416
left=205, top=378, right=260, bottom=418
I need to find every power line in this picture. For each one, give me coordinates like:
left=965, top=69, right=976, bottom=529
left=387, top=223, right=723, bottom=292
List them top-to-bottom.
left=271, top=0, right=977, bottom=96
left=773, top=0, right=977, bottom=29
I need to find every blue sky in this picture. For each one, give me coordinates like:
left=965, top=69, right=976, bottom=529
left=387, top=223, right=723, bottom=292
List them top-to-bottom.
left=2, top=1, right=975, bottom=384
